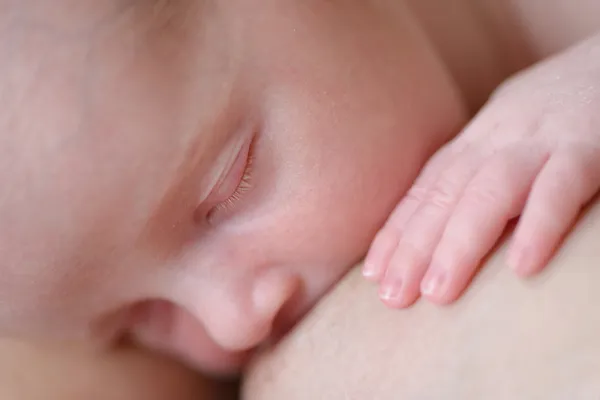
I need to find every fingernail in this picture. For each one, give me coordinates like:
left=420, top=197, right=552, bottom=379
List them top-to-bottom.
left=363, top=232, right=398, bottom=281
left=362, top=261, right=378, bottom=280
left=421, top=268, right=448, bottom=298
left=379, top=280, right=403, bottom=305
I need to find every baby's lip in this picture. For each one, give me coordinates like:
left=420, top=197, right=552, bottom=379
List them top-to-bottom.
left=126, top=279, right=314, bottom=375
left=127, top=301, right=249, bottom=375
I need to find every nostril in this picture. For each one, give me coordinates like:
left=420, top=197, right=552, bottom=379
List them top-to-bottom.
left=252, top=270, right=301, bottom=323
left=269, top=282, right=306, bottom=343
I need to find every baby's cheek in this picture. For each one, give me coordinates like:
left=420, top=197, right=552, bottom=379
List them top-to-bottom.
left=0, top=132, right=171, bottom=340
left=241, top=169, right=406, bottom=283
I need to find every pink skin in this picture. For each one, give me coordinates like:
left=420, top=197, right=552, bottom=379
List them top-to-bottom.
left=0, top=2, right=463, bottom=375
left=364, top=32, right=600, bottom=308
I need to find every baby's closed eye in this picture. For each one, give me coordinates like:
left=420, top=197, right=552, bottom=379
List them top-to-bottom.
left=205, top=133, right=257, bottom=224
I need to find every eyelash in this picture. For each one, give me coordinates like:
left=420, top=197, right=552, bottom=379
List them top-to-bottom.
left=208, top=139, right=256, bottom=217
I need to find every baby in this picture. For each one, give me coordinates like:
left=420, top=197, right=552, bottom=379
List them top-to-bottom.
left=0, top=0, right=598, bottom=379
left=0, top=0, right=461, bottom=376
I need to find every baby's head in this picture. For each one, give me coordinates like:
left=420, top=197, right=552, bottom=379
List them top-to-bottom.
left=0, top=1, right=463, bottom=374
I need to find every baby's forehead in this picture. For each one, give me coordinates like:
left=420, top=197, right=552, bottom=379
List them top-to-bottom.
left=8, top=1, right=194, bottom=40
left=9, top=2, right=124, bottom=34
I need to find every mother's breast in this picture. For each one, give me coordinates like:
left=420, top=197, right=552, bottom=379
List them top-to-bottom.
left=244, top=197, right=600, bottom=399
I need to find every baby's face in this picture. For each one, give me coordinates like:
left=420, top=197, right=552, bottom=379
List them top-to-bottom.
left=0, top=1, right=462, bottom=374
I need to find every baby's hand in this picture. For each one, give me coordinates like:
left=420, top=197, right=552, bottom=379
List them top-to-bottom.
left=364, top=34, right=600, bottom=307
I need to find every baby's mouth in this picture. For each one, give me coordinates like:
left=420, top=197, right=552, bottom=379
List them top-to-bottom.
left=118, top=267, right=320, bottom=375
left=121, top=295, right=310, bottom=376
left=126, top=300, right=251, bottom=376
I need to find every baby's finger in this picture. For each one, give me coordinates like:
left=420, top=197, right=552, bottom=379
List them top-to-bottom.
left=385, top=143, right=456, bottom=229
left=363, top=145, right=454, bottom=281
left=421, top=146, right=548, bottom=304
left=509, top=146, right=600, bottom=276
left=378, top=150, right=484, bottom=307
left=363, top=229, right=400, bottom=282
left=378, top=240, right=429, bottom=308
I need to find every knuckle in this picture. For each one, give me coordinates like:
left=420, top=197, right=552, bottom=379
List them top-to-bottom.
left=544, top=153, right=592, bottom=198
left=560, top=153, right=592, bottom=183
left=466, top=159, right=524, bottom=210
left=425, top=183, right=456, bottom=211
left=464, top=183, right=507, bottom=208
left=405, top=185, right=428, bottom=203
left=376, top=225, right=400, bottom=243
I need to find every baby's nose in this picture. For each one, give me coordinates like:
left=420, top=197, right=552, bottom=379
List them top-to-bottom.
left=203, top=269, right=301, bottom=352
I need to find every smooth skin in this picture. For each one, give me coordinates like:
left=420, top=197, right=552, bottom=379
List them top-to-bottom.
left=245, top=196, right=600, bottom=399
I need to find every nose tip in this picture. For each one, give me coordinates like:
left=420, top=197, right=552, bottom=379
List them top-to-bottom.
left=206, top=270, right=301, bottom=352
